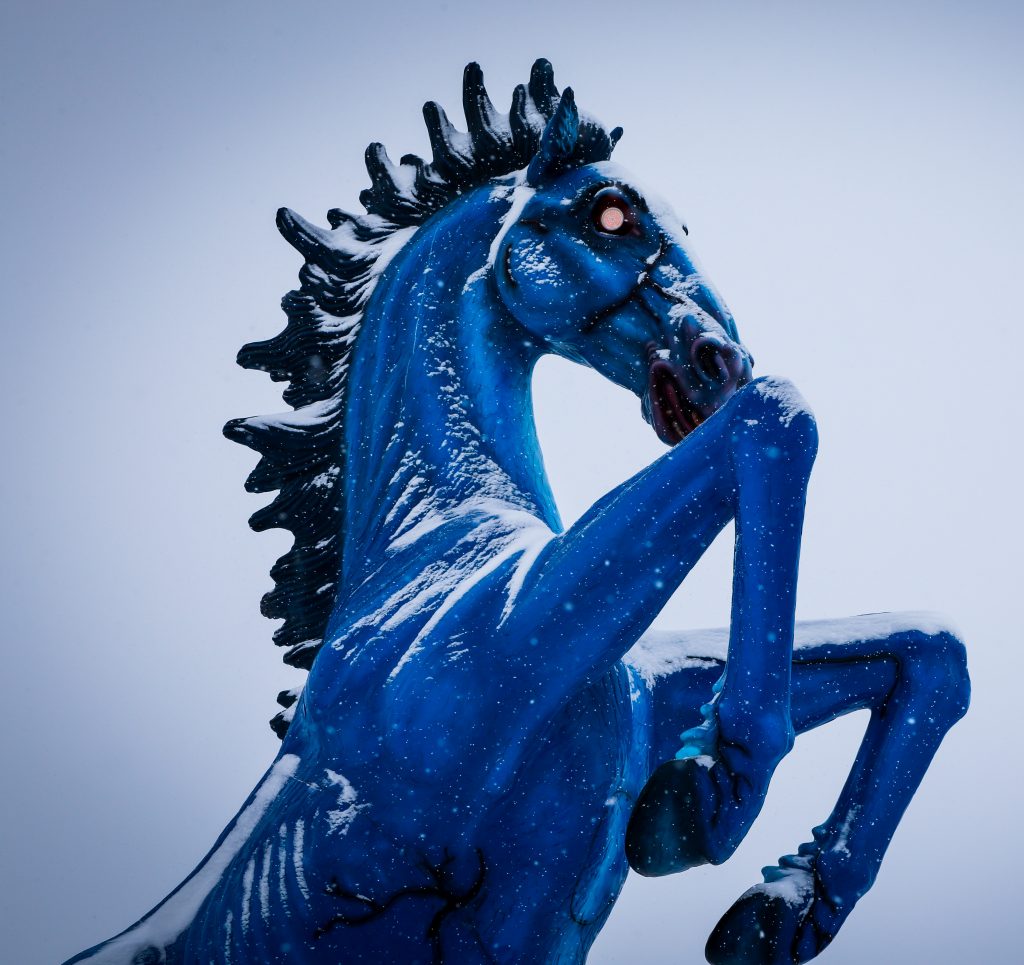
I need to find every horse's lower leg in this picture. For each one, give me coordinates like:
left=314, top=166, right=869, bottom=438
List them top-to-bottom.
left=706, top=623, right=970, bottom=965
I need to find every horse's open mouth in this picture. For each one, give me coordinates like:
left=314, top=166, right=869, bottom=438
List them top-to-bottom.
left=647, top=359, right=705, bottom=446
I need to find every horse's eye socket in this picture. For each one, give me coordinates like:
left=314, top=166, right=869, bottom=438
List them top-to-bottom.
left=591, top=190, right=638, bottom=237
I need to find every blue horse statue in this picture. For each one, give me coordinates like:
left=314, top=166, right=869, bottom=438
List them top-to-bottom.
left=68, top=60, right=970, bottom=965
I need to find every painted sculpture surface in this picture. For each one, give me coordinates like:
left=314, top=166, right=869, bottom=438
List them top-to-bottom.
left=68, top=61, right=970, bottom=965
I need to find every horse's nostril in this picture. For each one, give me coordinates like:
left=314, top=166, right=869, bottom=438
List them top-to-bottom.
left=692, top=336, right=732, bottom=385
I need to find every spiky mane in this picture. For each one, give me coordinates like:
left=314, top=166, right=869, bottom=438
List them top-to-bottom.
left=225, top=59, right=621, bottom=737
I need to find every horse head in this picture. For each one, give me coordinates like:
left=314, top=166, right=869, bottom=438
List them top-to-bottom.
left=496, top=89, right=754, bottom=446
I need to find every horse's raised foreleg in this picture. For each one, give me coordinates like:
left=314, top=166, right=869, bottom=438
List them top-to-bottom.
left=494, top=377, right=816, bottom=820
left=617, top=380, right=818, bottom=876
left=702, top=617, right=969, bottom=965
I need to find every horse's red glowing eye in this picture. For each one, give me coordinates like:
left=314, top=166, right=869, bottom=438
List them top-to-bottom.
left=591, top=188, right=638, bottom=237
left=599, top=206, right=625, bottom=232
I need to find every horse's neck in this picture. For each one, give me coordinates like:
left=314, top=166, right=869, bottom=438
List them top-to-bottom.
left=341, top=193, right=560, bottom=577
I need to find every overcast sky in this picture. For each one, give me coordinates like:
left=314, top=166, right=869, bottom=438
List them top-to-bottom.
left=2, top=1, right=1021, bottom=962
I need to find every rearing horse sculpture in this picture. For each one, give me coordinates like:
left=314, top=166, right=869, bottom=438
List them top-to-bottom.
left=68, top=60, right=969, bottom=965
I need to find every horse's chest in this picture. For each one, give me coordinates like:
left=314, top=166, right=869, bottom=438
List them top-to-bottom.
left=494, top=662, right=652, bottom=928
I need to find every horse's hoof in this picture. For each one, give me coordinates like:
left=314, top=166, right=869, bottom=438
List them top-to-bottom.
left=625, top=757, right=732, bottom=876
left=704, top=866, right=845, bottom=965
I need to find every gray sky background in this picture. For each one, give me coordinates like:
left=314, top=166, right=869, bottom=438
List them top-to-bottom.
left=1, top=1, right=1021, bottom=962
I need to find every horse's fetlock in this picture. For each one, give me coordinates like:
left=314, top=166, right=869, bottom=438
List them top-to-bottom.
left=717, top=701, right=794, bottom=768
left=815, top=846, right=876, bottom=905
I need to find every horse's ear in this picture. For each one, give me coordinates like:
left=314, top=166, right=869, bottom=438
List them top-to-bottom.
left=526, top=88, right=579, bottom=186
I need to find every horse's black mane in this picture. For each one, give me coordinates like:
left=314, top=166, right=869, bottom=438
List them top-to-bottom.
left=224, top=60, right=621, bottom=737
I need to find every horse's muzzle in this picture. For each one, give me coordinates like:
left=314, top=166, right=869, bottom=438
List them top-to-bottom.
left=645, top=336, right=752, bottom=446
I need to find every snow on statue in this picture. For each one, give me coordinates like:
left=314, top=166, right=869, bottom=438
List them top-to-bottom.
left=66, top=60, right=970, bottom=964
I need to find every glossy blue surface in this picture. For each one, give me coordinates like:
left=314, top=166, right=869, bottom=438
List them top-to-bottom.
left=67, top=61, right=969, bottom=965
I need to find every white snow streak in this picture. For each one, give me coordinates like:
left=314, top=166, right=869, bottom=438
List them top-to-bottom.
left=485, top=182, right=535, bottom=270
left=386, top=506, right=552, bottom=682
left=72, top=754, right=299, bottom=963
left=324, top=769, right=369, bottom=836
left=833, top=805, right=861, bottom=857
left=292, top=819, right=310, bottom=901
left=277, top=825, right=290, bottom=912
left=258, top=843, right=272, bottom=924
left=240, top=856, right=255, bottom=933
left=749, top=868, right=815, bottom=909
left=223, top=910, right=233, bottom=965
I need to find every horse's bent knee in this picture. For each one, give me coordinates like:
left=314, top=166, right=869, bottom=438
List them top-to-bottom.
left=731, top=376, right=818, bottom=471
left=896, top=628, right=970, bottom=727
left=930, top=630, right=971, bottom=723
